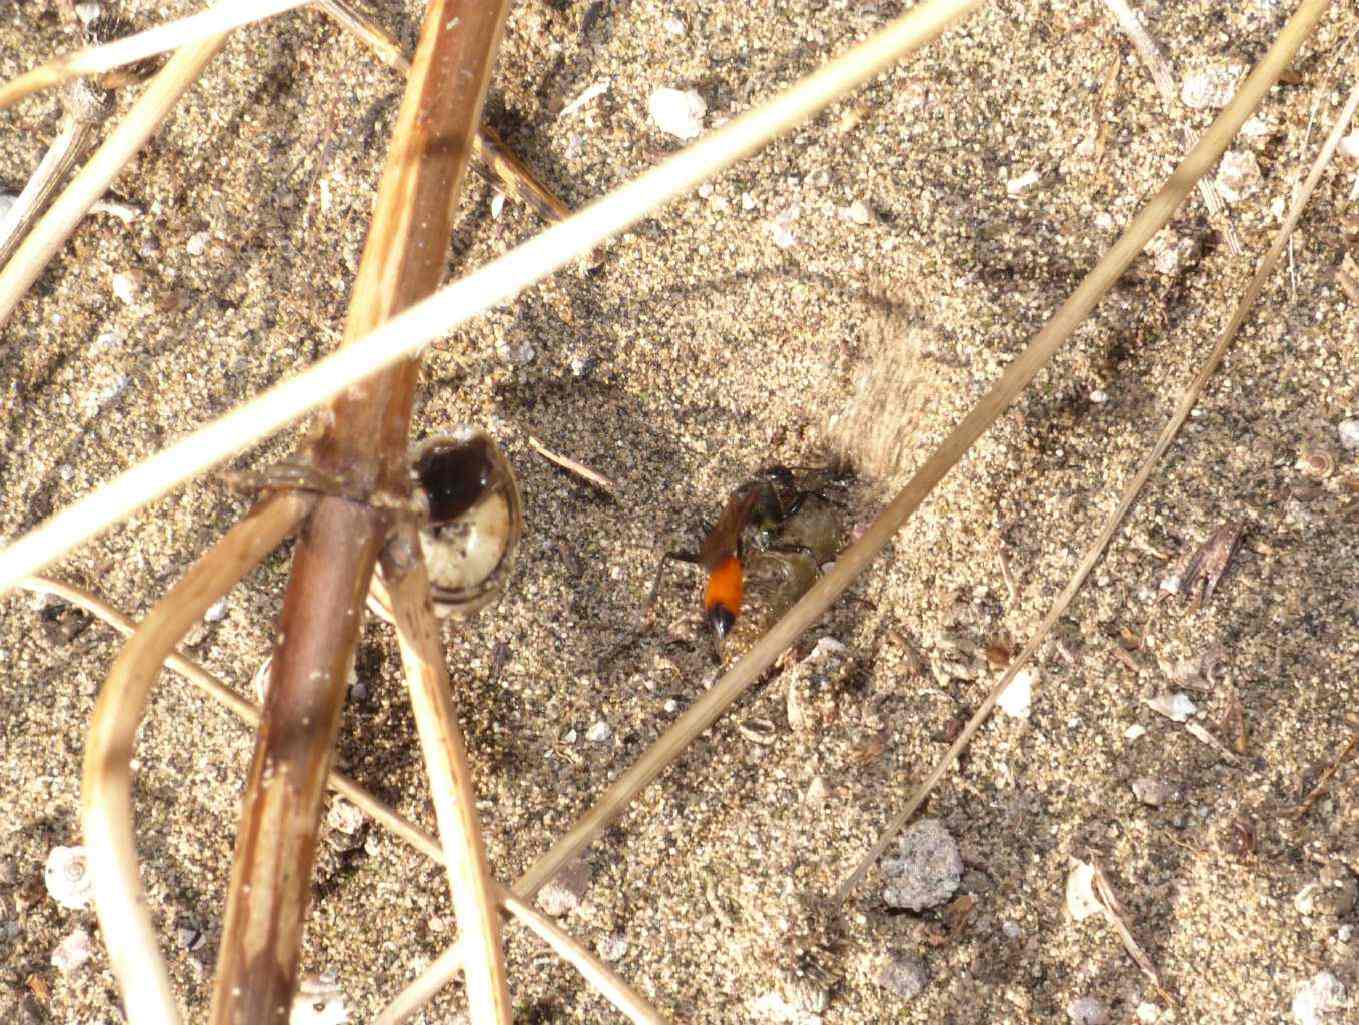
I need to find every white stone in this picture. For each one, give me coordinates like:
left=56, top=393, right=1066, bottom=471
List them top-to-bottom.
left=1181, top=66, right=1241, bottom=109
left=648, top=87, right=706, bottom=141
left=1216, top=150, right=1262, bottom=204
left=1007, top=168, right=1040, bottom=196
left=110, top=270, right=141, bottom=305
left=1337, top=419, right=1359, bottom=450
left=996, top=668, right=1034, bottom=719
left=1142, top=692, right=1196, bottom=723
left=586, top=720, right=612, bottom=743
left=881, top=819, right=961, bottom=911
left=1066, top=860, right=1102, bottom=922
left=51, top=928, right=94, bottom=973
left=1292, top=971, right=1347, bottom=1025
left=291, top=973, right=348, bottom=1025
left=1067, top=996, right=1110, bottom=1025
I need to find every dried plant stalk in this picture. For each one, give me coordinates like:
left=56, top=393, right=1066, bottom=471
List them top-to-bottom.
left=0, top=0, right=983, bottom=594
left=0, top=0, right=307, bottom=109
left=209, top=0, right=510, bottom=1018
left=383, top=0, right=1331, bottom=1011
left=833, top=31, right=1354, bottom=905
left=0, top=37, right=225, bottom=329
left=0, top=80, right=109, bottom=269
left=81, top=493, right=311, bottom=1025
left=384, top=523, right=512, bottom=1024
left=23, top=573, right=670, bottom=1024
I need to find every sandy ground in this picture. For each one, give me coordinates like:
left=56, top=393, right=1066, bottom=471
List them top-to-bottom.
left=2, top=1, right=1359, bottom=1023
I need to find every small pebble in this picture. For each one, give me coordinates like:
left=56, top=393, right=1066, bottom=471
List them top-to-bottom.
left=661, top=16, right=686, bottom=37
left=1181, top=65, right=1240, bottom=109
left=648, top=87, right=706, bottom=141
left=1215, top=150, right=1261, bottom=204
left=1006, top=168, right=1040, bottom=196
left=489, top=192, right=506, bottom=220
left=841, top=200, right=872, bottom=225
left=767, top=203, right=800, bottom=249
left=186, top=231, right=211, bottom=256
left=110, top=269, right=143, bottom=306
left=495, top=335, right=536, bottom=366
left=1090, top=389, right=1109, bottom=404
left=1337, top=419, right=1359, bottom=450
left=204, top=598, right=228, bottom=623
left=996, top=667, right=1034, bottom=719
left=1142, top=692, right=1196, bottom=723
left=585, top=720, right=612, bottom=743
left=1125, top=724, right=1146, bottom=741
left=805, top=775, right=827, bottom=808
left=1131, top=778, right=1178, bottom=807
left=326, top=798, right=364, bottom=835
left=881, top=819, right=961, bottom=911
left=44, top=846, right=94, bottom=910
left=537, top=857, right=590, bottom=916
left=1065, top=860, right=1102, bottom=922
left=1294, top=866, right=1357, bottom=918
left=51, top=928, right=93, bottom=973
left=595, top=932, right=629, bottom=961
left=875, top=952, right=927, bottom=999
left=1292, top=971, right=1346, bottom=1025
left=292, top=972, right=349, bottom=1025
left=1067, top=996, right=1110, bottom=1025
left=1135, top=1003, right=1161, bottom=1024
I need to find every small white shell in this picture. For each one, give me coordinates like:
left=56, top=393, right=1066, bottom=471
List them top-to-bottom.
left=369, top=429, right=522, bottom=623
left=44, top=846, right=94, bottom=910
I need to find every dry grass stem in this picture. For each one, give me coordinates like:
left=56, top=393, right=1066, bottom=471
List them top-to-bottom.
left=0, top=0, right=983, bottom=595
left=0, top=0, right=307, bottom=110
left=314, top=0, right=411, bottom=74
left=315, top=0, right=594, bottom=237
left=1101, top=0, right=1243, bottom=255
left=379, top=1, right=1332, bottom=1008
left=833, top=26, right=1355, bottom=907
left=0, top=37, right=225, bottom=329
left=0, top=81, right=109, bottom=269
left=528, top=433, right=619, bottom=498
left=80, top=493, right=311, bottom=1025
left=384, top=524, right=512, bottom=1025
left=21, top=573, right=667, bottom=1021
left=1295, top=729, right=1359, bottom=817
left=498, top=891, right=671, bottom=1025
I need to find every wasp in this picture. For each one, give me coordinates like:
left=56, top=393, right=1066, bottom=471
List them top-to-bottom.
left=650, top=464, right=847, bottom=660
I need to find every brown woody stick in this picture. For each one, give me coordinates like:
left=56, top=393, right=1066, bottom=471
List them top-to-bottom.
left=208, top=0, right=512, bottom=1019
left=81, top=493, right=312, bottom=1025
left=25, top=573, right=669, bottom=1023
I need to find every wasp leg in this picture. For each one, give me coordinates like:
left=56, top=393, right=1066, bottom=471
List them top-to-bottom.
left=646, top=550, right=702, bottom=613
